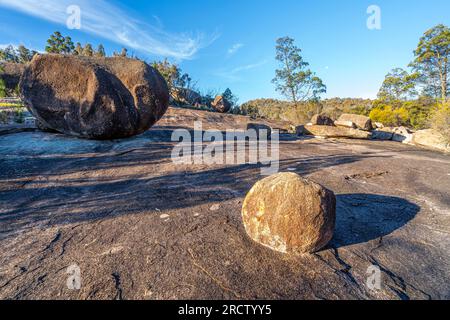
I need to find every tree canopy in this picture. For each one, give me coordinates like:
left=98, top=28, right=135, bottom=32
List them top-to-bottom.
left=410, top=24, right=450, bottom=100
left=272, top=36, right=326, bottom=103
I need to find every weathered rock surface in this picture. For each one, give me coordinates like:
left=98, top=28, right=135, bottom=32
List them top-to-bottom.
left=20, top=54, right=169, bottom=140
left=0, top=62, right=25, bottom=94
left=211, top=95, right=231, bottom=113
left=0, top=107, right=450, bottom=300
left=311, top=114, right=335, bottom=126
left=338, top=114, right=373, bottom=131
left=335, top=120, right=357, bottom=129
left=297, top=125, right=372, bottom=139
left=412, top=129, right=449, bottom=153
left=242, top=172, right=336, bottom=255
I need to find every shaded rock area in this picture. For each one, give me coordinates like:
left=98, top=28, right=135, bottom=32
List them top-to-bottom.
left=20, top=54, right=169, bottom=140
left=0, top=108, right=450, bottom=300
left=311, top=114, right=335, bottom=126
left=242, top=172, right=336, bottom=254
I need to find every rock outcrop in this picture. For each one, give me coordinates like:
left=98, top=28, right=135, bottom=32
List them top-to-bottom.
left=20, top=54, right=169, bottom=140
left=211, top=95, right=231, bottom=113
left=311, top=114, right=334, bottom=126
left=338, top=114, right=373, bottom=131
left=297, top=125, right=372, bottom=139
left=392, top=126, right=413, bottom=144
left=411, top=129, right=450, bottom=153
left=242, top=172, right=336, bottom=255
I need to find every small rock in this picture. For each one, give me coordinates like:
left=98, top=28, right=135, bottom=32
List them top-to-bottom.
left=310, top=114, right=335, bottom=126
left=242, top=172, right=336, bottom=255
left=210, top=204, right=221, bottom=211
left=159, top=214, right=170, bottom=219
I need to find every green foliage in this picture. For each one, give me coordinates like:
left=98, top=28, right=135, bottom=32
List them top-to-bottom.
left=410, top=24, right=450, bottom=100
left=45, top=31, right=75, bottom=54
left=272, top=37, right=326, bottom=103
left=0, top=44, right=37, bottom=63
left=82, top=44, right=94, bottom=57
left=96, top=44, right=106, bottom=57
left=151, top=59, right=191, bottom=92
left=0, top=65, right=5, bottom=98
left=378, top=68, right=419, bottom=102
left=222, top=88, right=238, bottom=109
left=429, top=103, right=450, bottom=140
left=369, top=105, right=410, bottom=127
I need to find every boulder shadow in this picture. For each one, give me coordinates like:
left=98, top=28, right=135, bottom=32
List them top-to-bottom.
left=330, top=194, right=420, bottom=249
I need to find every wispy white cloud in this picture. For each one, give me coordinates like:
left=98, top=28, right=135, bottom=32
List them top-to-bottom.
left=0, top=0, right=218, bottom=60
left=227, top=43, right=244, bottom=56
left=215, top=59, right=268, bottom=81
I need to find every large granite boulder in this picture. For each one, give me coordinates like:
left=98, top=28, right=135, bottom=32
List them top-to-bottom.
left=20, top=54, right=169, bottom=140
left=0, top=62, right=25, bottom=95
left=211, top=95, right=231, bottom=113
left=311, top=114, right=334, bottom=126
left=338, top=114, right=373, bottom=131
left=297, top=125, right=372, bottom=139
left=412, top=129, right=450, bottom=153
left=242, top=172, right=336, bottom=255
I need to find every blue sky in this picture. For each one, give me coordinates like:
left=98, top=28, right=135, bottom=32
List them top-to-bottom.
left=1, top=0, right=449, bottom=102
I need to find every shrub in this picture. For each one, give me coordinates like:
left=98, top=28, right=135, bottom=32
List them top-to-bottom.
left=429, top=103, right=450, bottom=141
left=369, top=105, right=410, bottom=127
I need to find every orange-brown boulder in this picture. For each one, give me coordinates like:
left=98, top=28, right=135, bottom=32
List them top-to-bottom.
left=20, top=54, right=169, bottom=140
left=242, top=172, right=336, bottom=255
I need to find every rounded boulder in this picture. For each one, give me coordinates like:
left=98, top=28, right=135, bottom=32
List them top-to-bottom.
left=20, top=54, right=169, bottom=140
left=242, top=172, right=336, bottom=255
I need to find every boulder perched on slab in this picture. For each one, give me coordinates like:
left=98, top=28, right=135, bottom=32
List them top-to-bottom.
left=20, top=54, right=169, bottom=140
left=211, top=95, right=231, bottom=113
left=311, top=114, right=334, bottom=126
left=338, top=114, right=373, bottom=131
left=297, top=125, right=371, bottom=139
left=412, top=129, right=450, bottom=153
left=242, top=172, right=336, bottom=255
